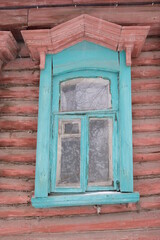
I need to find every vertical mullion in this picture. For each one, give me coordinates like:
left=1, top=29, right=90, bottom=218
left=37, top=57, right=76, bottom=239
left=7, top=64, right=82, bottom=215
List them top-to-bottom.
left=115, top=111, right=120, bottom=190
left=112, top=114, right=118, bottom=190
left=51, top=115, right=59, bottom=192
left=82, top=115, right=89, bottom=192
left=80, top=116, right=86, bottom=192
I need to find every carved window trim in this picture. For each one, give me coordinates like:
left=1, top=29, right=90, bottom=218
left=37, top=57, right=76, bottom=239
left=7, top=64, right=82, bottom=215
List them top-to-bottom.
left=21, top=14, right=150, bottom=69
left=21, top=15, right=150, bottom=208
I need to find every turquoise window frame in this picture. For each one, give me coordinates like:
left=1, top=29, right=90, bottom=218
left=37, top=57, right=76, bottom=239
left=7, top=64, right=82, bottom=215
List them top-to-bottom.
left=32, top=41, right=139, bottom=208
left=51, top=70, right=118, bottom=193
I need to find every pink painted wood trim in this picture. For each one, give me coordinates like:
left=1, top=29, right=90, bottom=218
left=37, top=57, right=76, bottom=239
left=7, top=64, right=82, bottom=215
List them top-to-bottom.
left=21, top=14, right=150, bottom=69
left=0, top=31, right=18, bottom=71
left=125, top=44, right=134, bottom=67
left=39, top=52, right=46, bottom=70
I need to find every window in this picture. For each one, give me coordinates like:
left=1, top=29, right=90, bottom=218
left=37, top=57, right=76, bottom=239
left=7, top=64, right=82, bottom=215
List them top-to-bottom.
left=32, top=41, right=139, bottom=208
left=51, top=76, right=116, bottom=193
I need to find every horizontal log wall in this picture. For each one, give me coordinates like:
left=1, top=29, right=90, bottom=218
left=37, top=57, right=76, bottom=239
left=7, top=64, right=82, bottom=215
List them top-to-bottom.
left=0, top=0, right=160, bottom=8
left=0, top=2, right=160, bottom=239
left=0, top=5, right=160, bottom=41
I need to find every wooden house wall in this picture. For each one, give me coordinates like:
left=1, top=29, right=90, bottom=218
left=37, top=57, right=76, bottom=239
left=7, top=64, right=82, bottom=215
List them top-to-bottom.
left=0, top=1, right=160, bottom=239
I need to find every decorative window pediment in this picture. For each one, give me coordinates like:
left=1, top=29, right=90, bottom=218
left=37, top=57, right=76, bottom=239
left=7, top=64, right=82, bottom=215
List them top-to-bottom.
left=21, top=14, right=150, bottom=69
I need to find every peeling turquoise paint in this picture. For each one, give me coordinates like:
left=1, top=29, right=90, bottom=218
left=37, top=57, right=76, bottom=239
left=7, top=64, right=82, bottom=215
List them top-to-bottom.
left=32, top=41, right=139, bottom=208
left=53, top=41, right=119, bottom=75
left=34, top=55, right=52, bottom=198
left=32, top=192, right=139, bottom=208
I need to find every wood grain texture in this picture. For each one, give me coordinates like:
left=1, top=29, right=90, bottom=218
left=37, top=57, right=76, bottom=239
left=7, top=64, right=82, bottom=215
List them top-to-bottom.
left=0, top=0, right=160, bottom=8
left=0, top=0, right=73, bottom=8
left=73, top=0, right=160, bottom=4
left=26, top=5, right=159, bottom=39
left=28, top=6, right=160, bottom=27
left=0, top=9, right=27, bottom=28
left=0, top=31, right=18, bottom=71
left=142, top=38, right=160, bottom=52
left=18, top=43, right=30, bottom=58
left=132, top=51, right=160, bottom=66
left=3, top=58, right=39, bottom=71
left=132, top=66, right=160, bottom=79
left=0, top=70, right=39, bottom=85
left=132, top=78, right=160, bottom=92
left=0, top=87, right=39, bottom=99
left=132, top=92, right=160, bottom=104
left=0, top=101, right=38, bottom=115
left=132, top=107, right=160, bottom=119
left=0, top=116, right=37, bottom=131
left=132, top=119, right=160, bottom=132
left=0, top=132, right=37, bottom=139
left=133, top=133, right=160, bottom=147
left=0, top=138, right=36, bottom=147
left=0, top=149, right=36, bottom=163
left=133, top=152, right=160, bottom=162
left=133, top=161, right=160, bottom=177
left=0, top=164, right=35, bottom=178
left=0, top=178, right=34, bottom=191
left=134, top=178, right=160, bottom=196
left=0, top=192, right=31, bottom=205
left=140, top=196, right=160, bottom=210
left=0, top=203, right=137, bottom=219
left=0, top=210, right=159, bottom=236
left=1, top=229, right=160, bottom=240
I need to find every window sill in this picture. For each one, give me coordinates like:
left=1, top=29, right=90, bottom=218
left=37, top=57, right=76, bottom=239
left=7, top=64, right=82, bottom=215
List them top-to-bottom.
left=32, top=191, right=139, bottom=208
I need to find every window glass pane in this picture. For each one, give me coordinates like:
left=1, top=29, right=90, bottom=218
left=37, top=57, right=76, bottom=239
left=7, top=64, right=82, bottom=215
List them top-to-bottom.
left=60, top=78, right=111, bottom=112
left=88, top=118, right=112, bottom=186
left=56, top=119, right=81, bottom=187
left=64, top=122, right=79, bottom=134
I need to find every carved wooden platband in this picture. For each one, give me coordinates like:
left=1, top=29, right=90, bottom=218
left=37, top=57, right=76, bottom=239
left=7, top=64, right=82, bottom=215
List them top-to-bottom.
left=21, top=14, right=150, bottom=69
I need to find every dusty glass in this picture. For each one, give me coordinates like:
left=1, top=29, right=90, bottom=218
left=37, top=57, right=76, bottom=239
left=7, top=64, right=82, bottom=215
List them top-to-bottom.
left=60, top=78, right=111, bottom=112
left=88, top=118, right=113, bottom=186
left=56, top=119, right=81, bottom=187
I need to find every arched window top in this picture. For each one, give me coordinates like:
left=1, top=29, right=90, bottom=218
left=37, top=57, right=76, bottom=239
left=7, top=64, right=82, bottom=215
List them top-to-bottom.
left=60, top=78, right=111, bottom=112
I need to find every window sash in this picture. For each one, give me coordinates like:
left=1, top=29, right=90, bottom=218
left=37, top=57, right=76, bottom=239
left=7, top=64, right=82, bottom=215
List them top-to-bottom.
left=52, top=72, right=119, bottom=114
left=51, top=112, right=118, bottom=193
left=51, top=114, right=86, bottom=193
